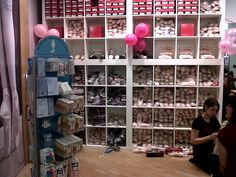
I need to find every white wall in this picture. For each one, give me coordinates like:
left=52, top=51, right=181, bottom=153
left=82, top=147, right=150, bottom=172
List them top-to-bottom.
left=28, top=0, right=40, bottom=57
left=226, top=0, right=236, bottom=23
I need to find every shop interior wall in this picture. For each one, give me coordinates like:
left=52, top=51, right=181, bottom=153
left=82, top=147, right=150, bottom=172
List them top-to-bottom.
left=20, top=0, right=236, bottom=163
left=226, top=0, right=236, bottom=23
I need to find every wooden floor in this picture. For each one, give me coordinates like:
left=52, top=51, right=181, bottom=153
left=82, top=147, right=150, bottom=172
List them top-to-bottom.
left=17, top=146, right=210, bottom=177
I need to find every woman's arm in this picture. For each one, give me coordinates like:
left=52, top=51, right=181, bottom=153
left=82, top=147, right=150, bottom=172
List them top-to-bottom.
left=191, top=129, right=217, bottom=145
left=215, top=138, right=227, bottom=173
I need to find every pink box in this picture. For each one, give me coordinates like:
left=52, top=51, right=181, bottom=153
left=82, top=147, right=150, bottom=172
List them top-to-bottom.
left=180, top=23, right=195, bottom=36
left=89, top=25, right=104, bottom=37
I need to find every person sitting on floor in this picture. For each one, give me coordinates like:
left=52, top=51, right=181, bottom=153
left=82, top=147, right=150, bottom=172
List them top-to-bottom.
left=189, top=97, right=221, bottom=175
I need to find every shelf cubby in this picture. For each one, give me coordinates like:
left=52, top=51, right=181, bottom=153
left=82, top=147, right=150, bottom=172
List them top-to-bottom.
left=106, top=17, right=127, bottom=38
left=154, top=17, right=176, bottom=37
left=65, top=18, right=85, bottom=39
left=45, top=19, right=64, bottom=38
left=133, top=38, right=154, bottom=59
left=177, top=38, right=198, bottom=59
left=199, top=38, right=221, bottom=59
left=66, top=39, right=85, bottom=59
left=85, top=39, right=106, bottom=59
left=106, top=39, right=127, bottom=59
left=154, top=39, right=176, bottom=59
left=87, top=65, right=105, bottom=85
left=107, top=65, right=126, bottom=85
left=133, top=65, right=153, bottom=85
left=154, top=66, right=175, bottom=85
left=176, top=66, right=197, bottom=86
left=87, top=86, right=106, bottom=105
left=107, top=87, right=126, bottom=106
left=133, top=87, right=153, bottom=107
left=198, top=87, right=220, bottom=107
left=87, top=107, right=106, bottom=126
left=107, top=107, right=126, bottom=126
left=133, top=108, right=152, bottom=128
left=153, top=108, right=174, bottom=127
left=175, top=109, right=196, bottom=128
left=87, top=127, right=106, bottom=145
left=107, top=128, right=126, bottom=146
left=133, top=129, right=152, bottom=145
left=153, top=130, right=173, bottom=147
left=175, top=130, right=191, bottom=148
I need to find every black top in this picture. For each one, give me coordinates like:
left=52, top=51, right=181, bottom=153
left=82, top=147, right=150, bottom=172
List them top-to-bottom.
left=191, top=115, right=221, bottom=160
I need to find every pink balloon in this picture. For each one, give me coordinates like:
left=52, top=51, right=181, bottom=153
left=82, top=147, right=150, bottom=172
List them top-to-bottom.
left=135, top=23, right=149, bottom=38
left=33, top=24, right=47, bottom=38
left=46, top=28, right=60, bottom=37
left=226, top=28, right=236, bottom=41
left=125, top=33, right=138, bottom=46
left=134, top=39, right=147, bottom=52
left=218, top=39, right=231, bottom=53
left=226, top=42, right=236, bottom=55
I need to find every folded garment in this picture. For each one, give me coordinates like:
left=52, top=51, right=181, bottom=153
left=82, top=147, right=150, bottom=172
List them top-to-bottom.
left=180, top=51, right=193, bottom=56
left=160, top=52, right=173, bottom=56
left=200, top=54, right=215, bottom=59
left=158, top=55, right=172, bottom=59
left=179, top=55, right=193, bottom=59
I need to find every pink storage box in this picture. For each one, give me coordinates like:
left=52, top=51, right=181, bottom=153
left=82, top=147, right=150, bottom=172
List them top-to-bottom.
left=180, top=23, right=195, bottom=36
left=89, top=25, right=104, bottom=37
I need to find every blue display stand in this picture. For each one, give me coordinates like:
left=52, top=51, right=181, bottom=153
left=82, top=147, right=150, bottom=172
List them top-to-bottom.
left=29, top=36, right=72, bottom=177
left=35, top=36, right=70, bottom=58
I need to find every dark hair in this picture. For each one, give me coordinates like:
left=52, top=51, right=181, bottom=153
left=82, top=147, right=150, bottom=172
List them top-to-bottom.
left=226, top=96, right=236, bottom=124
left=203, top=97, right=220, bottom=113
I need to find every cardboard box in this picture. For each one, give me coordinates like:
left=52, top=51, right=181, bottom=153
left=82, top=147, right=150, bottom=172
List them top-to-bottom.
left=65, top=135, right=83, bottom=153
left=55, top=137, right=74, bottom=157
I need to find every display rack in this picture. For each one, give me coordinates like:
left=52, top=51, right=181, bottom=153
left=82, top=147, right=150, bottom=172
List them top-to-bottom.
left=42, top=0, right=225, bottom=149
left=28, top=36, right=83, bottom=177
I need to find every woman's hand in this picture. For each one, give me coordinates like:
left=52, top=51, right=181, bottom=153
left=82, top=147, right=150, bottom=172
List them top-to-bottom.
left=191, top=129, right=218, bottom=145
left=211, top=132, right=218, bottom=140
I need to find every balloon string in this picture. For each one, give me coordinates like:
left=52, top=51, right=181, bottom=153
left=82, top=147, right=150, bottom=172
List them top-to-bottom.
left=225, top=18, right=236, bottom=24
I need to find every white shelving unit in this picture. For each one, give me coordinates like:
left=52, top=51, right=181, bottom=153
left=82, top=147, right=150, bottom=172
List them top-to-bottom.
left=42, top=0, right=225, bottom=148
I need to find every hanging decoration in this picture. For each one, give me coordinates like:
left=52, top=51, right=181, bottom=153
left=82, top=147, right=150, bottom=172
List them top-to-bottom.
left=124, top=23, right=149, bottom=52
left=135, top=23, right=149, bottom=38
left=33, top=24, right=60, bottom=38
left=33, top=24, right=48, bottom=38
left=218, top=28, right=236, bottom=55
left=46, top=29, right=60, bottom=37
left=125, top=33, right=138, bottom=46
left=134, top=39, right=147, bottom=52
